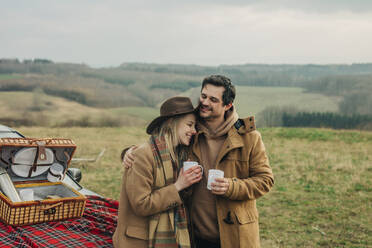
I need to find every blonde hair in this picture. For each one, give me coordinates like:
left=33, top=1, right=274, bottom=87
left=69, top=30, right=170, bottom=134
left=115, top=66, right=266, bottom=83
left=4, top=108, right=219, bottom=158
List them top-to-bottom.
left=153, top=114, right=190, bottom=164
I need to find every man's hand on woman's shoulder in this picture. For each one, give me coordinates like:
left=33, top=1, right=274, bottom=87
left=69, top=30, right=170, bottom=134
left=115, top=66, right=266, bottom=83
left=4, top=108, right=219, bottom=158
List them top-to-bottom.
left=121, top=145, right=138, bottom=169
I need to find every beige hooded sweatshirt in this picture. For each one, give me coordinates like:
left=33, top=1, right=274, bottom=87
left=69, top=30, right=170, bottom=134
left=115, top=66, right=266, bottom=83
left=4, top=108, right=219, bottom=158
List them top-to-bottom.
left=191, top=107, right=239, bottom=242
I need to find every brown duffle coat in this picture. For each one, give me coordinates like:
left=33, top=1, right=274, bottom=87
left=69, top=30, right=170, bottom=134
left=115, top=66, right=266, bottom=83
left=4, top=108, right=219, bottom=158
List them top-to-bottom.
left=189, top=116, right=274, bottom=248
left=112, top=142, right=183, bottom=248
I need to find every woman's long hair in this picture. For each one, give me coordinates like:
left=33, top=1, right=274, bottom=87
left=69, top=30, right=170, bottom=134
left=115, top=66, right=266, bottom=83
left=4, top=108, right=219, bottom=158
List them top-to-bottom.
left=152, top=114, right=191, bottom=165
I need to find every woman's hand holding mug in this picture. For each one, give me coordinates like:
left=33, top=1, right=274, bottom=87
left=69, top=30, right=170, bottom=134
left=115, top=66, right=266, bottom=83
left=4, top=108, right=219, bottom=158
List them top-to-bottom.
left=174, top=162, right=203, bottom=191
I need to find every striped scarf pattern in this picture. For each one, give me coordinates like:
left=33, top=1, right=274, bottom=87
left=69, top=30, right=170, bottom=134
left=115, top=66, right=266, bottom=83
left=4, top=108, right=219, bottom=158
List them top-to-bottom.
left=148, top=135, right=191, bottom=248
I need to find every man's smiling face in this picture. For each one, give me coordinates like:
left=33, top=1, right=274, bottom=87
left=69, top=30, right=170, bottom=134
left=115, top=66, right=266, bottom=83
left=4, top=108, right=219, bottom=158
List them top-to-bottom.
left=198, top=84, right=231, bottom=121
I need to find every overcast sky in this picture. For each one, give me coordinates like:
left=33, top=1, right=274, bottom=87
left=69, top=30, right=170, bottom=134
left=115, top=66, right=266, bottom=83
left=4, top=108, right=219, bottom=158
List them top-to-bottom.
left=1, top=0, right=372, bottom=67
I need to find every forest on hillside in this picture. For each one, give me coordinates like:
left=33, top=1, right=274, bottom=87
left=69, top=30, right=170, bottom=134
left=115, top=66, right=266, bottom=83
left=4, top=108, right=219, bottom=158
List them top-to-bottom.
left=1, top=58, right=372, bottom=129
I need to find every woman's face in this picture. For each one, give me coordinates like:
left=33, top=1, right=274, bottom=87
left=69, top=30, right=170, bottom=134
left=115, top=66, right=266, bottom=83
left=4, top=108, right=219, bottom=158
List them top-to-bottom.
left=177, top=113, right=197, bottom=146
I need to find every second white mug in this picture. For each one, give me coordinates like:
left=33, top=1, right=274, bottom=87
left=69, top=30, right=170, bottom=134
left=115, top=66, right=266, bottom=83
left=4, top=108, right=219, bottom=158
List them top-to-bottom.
left=207, top=169, right=224, bottom=190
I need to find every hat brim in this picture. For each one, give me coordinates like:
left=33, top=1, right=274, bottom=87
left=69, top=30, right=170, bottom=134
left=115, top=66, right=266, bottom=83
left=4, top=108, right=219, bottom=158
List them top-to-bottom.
left=146, top=108, right=197, bottom=135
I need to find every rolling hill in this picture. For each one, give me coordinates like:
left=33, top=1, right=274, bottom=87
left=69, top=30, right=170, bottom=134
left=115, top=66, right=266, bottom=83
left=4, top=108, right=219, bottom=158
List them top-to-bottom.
left=1, top=59, right=371, bottom=128
left=0, top=91, right=150, bottom=127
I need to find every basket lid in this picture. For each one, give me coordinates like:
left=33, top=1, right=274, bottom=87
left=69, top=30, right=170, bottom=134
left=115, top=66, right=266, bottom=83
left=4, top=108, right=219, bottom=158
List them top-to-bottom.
left=0, top=138, right=76, bottom=182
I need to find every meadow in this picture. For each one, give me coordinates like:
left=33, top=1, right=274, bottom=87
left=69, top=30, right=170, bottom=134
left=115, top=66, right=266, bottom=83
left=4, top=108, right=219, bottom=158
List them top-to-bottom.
left=0, top=74, right=23, bottom=80
left=233, top=86, right=340, bottom=117
left=17, top=126, right=372, bottom=247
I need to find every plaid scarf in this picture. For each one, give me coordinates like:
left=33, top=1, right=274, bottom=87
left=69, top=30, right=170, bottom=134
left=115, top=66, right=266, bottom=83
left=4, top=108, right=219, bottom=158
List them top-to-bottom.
left=148, top=135, right=191, bottom=248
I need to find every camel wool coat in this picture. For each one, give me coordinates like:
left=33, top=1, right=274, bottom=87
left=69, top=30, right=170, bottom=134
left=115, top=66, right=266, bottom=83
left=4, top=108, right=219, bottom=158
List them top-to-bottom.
left=188, top=117, right=274, bottom=248
left=112, top=142, right=183, bottom=248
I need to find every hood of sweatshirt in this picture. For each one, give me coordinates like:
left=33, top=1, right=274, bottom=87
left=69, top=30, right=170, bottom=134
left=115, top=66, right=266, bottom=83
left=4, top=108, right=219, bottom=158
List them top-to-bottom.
left=197, top=106, right=239, bottom=139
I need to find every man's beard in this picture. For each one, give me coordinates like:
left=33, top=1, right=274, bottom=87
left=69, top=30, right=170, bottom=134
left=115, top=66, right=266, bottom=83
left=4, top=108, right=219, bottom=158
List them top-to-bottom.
left=197, top=101, right=218, bottom=121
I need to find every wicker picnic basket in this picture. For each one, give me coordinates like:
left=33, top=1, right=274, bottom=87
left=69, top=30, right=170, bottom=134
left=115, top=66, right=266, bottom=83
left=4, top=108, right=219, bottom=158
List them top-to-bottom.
left=0, top=138, right=87, bottom=226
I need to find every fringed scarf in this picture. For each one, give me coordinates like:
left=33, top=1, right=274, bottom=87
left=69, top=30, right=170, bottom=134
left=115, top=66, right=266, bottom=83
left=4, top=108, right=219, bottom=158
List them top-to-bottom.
left=148, top=135, right=191, bottom=248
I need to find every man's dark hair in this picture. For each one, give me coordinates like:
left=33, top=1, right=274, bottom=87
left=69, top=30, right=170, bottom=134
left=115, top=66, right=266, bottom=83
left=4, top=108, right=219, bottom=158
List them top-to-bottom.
left=201, top=75, right=236, bottom=105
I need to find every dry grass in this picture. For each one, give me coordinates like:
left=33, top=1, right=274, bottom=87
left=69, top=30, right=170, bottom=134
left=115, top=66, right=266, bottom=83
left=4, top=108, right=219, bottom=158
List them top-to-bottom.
left=0, top=92, right=150, bottom=127
left=16, top=126, right=372, bottom=247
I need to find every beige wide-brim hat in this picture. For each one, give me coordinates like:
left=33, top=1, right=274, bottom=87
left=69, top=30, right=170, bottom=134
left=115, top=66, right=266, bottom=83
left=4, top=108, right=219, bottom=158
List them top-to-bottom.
left=146, top=96, right=195, bottom=134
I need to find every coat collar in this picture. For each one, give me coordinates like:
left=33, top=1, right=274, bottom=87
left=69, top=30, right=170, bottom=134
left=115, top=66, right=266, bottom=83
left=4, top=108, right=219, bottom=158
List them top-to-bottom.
left=192, top=116, right=256, bottom=164
left=192, top=123, right=244, bottom=165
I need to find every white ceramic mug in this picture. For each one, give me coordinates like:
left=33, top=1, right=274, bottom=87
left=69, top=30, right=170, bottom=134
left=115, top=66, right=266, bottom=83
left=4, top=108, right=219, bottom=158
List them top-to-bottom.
left=183, top=161, right=203, bottom=175
left=47, top=163, right=64, bottom=183
left=207, top=169, right=224, bottom=190
left=19, top=188, right=34, bottom=201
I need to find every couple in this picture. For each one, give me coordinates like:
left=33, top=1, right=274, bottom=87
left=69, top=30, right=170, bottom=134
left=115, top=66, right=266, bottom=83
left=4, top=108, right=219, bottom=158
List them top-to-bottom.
left=113, top=75, right=274, bottom=248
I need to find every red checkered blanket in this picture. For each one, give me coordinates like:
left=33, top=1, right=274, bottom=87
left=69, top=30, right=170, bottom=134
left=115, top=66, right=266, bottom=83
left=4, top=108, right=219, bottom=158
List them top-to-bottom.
left=0, top=196, right=118, bottom=248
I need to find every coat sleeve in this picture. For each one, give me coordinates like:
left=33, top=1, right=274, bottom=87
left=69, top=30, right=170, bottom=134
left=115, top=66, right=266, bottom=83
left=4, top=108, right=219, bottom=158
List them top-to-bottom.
left=224, top=132, right=274, bottom=200
left=126, top=143, right=183, bottom=217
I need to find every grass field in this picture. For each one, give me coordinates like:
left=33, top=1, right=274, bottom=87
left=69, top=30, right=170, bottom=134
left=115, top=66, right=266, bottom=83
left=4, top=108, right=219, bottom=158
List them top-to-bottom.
left=0, top=74, right=23, bottom=80
left=233, top=86, right=340, bottom=118
left=17, top=126, right=372, bottom=247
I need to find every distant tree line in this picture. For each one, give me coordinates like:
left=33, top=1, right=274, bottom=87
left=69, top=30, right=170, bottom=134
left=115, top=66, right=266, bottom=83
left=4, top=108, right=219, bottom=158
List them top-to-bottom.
left=0, top=58, right=87, bottom=75
left=0, top=58, right=53, bottom=64
left=3, top=59, right=372, bottom=88
left=119, top=62, right=372, bottom=87
left=80, top=71, right=135, bottom=87
left=150, top=80, right=200, bottom=91
left=0, top=82, right=88, bottom=104
left=0, top=83, right=35, bottom=91
left=43, top=88, right=87, bottom=104
left=258, top=106, right=372, bottom=130
left=282, top=112, right=372, bottom=130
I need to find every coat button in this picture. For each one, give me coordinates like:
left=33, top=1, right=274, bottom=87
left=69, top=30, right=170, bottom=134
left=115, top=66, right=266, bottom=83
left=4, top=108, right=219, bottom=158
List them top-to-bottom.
left=223, top=211, right=234, bottom=224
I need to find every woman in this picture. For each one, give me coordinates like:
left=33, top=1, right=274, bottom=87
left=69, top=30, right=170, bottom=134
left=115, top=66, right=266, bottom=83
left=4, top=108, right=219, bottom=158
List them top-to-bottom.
left=113, top=96, right=203, bottom=248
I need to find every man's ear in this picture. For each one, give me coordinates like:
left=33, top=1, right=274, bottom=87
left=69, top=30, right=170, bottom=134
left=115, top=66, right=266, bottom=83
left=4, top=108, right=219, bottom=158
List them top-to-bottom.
left=224, top=102, right=233, bottom=111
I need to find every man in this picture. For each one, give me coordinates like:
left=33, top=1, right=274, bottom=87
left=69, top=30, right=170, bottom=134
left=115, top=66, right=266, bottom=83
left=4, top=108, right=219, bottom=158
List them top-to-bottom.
left=123, top=75, right=274, bottom=248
